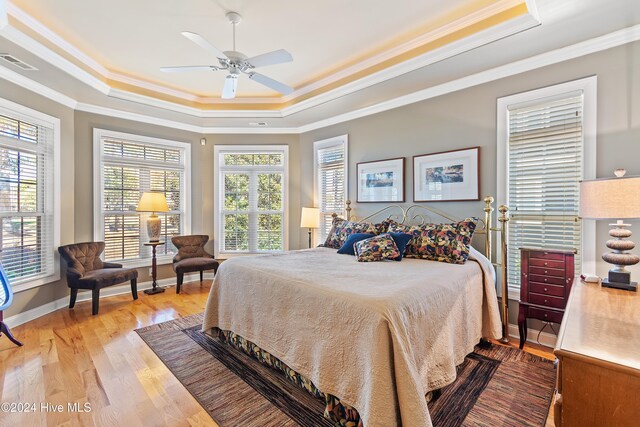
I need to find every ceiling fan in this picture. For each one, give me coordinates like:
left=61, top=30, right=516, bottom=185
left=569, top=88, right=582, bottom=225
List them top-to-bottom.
left=161, top=12, right=294, bottom=99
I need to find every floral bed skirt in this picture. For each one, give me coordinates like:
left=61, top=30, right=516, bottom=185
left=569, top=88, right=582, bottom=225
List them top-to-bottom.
left=215, top=328, right=364, bottom=427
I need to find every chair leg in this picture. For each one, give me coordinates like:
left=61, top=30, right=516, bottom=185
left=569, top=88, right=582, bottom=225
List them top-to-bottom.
left=200, top=270, right=203, bottom=283
left=176, top=272, right=184, bottom=294
left=131, top=278, right=138, bottom=300
left=69, top=288, right=78, bottom=309
left=92, top=289, right=100, bottom=315
left=0, top=321, right=23, bottom=347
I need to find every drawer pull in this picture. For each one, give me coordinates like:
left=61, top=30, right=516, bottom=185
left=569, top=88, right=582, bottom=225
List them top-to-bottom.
left=544, top=262, right=548, bottom=266
left=544, top=270, right=548, bottom=274
left=544, top=278, right=548, bottom=282
left=544, top=287, right=548, bottom=292
left=544, top=299, right=549, bottom=304
left=544, top=313, right=548, bottom=318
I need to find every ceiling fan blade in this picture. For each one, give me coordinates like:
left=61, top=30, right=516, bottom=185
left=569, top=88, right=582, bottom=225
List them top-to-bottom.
left=181, top=31, right=228, bottom=60
left=246, top=49, right=293, bottom=68
left=160, top=66, right=217, bottom=73
left=249, top=72, right=293, bottom=95
left=222, top=75, right=238, bottom=99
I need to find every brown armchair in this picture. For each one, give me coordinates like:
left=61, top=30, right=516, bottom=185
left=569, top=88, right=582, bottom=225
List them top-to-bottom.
left=171, top=235, right=219, bottom=294
left=58, top=242, right=138, bottom=315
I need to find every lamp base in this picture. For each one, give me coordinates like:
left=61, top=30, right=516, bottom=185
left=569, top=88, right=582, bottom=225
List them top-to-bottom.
left=146, top=214, right=161, bottom=242
left=602, top=279, right=637, bottom=292
left=144, top=286, right=165, bottom=295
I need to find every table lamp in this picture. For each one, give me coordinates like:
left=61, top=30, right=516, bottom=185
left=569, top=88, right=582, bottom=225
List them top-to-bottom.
left=580, top=170, right=640, bottom=291
left=136, top=192, right=169, bottom=242
left=300, top=207, right=320, bottom=248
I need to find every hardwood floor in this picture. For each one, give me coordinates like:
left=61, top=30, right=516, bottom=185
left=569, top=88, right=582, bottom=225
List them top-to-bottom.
left=0, top=281, right=556, bottom=427
left=0, top=281, right=217, bottom=427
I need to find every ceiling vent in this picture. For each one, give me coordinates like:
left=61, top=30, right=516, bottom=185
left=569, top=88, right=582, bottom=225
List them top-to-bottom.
left=0, top=54, right=38, bottom=71
left=249, top=122, right=268, bottom=127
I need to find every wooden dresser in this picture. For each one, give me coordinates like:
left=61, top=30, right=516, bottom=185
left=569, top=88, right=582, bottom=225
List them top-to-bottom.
left=518, top=248, right=575, bottom=349
left=554, top=280, right=640, bottom=427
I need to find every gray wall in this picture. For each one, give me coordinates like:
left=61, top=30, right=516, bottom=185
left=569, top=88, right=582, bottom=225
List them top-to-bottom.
left=5, top=38, right=640, bottom=329
left=299, top=40, right=640, bottom=328
left=4, top=93, right=299, bottom=317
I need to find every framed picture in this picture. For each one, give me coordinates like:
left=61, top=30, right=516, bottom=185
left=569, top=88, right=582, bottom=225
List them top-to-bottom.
left=413, top=147, right=480, bottom=202
left=357, top=157, right=405, bottom=203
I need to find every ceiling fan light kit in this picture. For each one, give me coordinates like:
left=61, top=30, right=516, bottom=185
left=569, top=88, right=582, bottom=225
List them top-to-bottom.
left=161, top=11, right=294, bottom=99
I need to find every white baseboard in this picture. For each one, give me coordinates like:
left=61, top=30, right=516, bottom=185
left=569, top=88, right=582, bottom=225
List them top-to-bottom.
left=5, top=272, right=215, bottom=328
left=507, top=323, right=558, bottom=349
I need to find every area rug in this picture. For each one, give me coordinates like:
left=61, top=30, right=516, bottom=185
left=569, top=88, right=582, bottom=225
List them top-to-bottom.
left=136, top=314, right=555, bottom=427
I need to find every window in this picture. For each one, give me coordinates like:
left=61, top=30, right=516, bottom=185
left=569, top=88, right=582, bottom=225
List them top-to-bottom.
left=497, top=77, right=596, bottom=295
left=0, top=98, right=60, bottom=289
left=93, top=129, right=191, bottom=265
left=314, top=135, right=348, bottom=245
left=214, top=145, right=288, bottom=257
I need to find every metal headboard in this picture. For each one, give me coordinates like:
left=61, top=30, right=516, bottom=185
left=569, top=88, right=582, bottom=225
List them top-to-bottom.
left=332, top=196, right=511, bottom=344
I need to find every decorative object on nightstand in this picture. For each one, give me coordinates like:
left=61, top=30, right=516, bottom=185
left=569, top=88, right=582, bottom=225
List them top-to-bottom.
left=580, top=170, right=640, bottom=291
left=136, top=191, right=169, bottom=242
left=300, top=207, right=320, bottom=248
left=144, top=241, right=165, bottom=295
left=518, top=247, right=575, bottom=349
left=0, top=262, right=22, bottom=346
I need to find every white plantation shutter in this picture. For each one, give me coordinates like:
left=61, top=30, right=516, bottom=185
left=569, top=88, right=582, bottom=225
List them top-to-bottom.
left=506, top=93, right=583, bottom=288
left=0, top=114, right=55, bottom=284
left=95, top=131, right=188, bottom=262
left=315, top=137, right=347, bottom=244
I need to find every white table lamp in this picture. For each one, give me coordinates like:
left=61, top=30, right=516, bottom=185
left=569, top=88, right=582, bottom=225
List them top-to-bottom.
left=580, top=171, right=640, bottom=291
left=136, top=192, right=169, bottom=242
left=300, top=207, right=320, bottom=248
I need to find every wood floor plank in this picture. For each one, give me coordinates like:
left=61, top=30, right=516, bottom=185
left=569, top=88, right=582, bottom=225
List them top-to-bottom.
left=0, top=281, right=217, bottom=427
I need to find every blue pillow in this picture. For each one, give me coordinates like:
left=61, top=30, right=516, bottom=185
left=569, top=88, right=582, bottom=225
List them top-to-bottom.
left=389, top=232, right=413, bottom=261
left=337, top=233, right=375, bottom=255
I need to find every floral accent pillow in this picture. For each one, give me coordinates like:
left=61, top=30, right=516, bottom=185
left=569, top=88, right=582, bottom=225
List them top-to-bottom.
left=323, top=217, right=391, bottom=249
left=388, top=218, right=478, bottom=264
left=354, top=234, right=401, bottom=262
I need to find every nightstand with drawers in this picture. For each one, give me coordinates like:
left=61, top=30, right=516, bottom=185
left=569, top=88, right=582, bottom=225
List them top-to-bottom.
left=518, top=247, right=575, bottom=349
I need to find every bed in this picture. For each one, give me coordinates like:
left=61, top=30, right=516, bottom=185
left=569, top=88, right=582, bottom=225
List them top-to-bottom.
left=202, top=199, right=510, bottom=427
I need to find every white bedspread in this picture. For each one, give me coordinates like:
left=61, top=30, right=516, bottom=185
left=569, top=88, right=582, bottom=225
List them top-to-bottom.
left=202, top=246, right=501, bottom=427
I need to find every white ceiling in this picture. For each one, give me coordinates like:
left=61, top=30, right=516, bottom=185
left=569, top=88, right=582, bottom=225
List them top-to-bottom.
left=0, top=0, right=639, bottom=131
left=10, top=0, right=484, bottom=97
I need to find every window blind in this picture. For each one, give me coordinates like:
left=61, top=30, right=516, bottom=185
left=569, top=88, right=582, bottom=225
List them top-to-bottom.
left=507, top=94, right=583, bottom=288
left=0, top=115, right=55, bottom=284
left=98, top=137, right=186, bottom=262
left=316, top=142, right=346, bottom=244
left=217, top=150, right=287, bottom=254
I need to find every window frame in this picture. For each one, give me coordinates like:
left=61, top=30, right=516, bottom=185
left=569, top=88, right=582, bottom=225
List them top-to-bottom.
left=497, top=76, right=597, bottom=299
left=0, top=97, right=61, bottom=292
left=93, top=128, right=191, bottom=268
left=313, top=135, right=348, bottom=246
left=213, top=145, right=289, bottom=258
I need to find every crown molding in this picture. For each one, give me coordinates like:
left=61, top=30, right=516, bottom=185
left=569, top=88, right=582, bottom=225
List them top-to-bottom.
left=2, top=0, right=538, bottom=117
left=1, top=23, right=639, bottom=135
left=298, top=23, right=640, bottom=133
left=0, top=62, right=77, bottom=108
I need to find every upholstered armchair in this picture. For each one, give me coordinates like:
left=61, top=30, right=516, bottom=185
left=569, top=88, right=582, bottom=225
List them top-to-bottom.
left=171, top=235, right=219, bottom=294
left=58, top=242, right=138, bottom=315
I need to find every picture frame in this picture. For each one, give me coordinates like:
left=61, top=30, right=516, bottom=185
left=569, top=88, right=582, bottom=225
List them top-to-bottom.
left=413, top=147, right=480, bottom=202
left=356, top=157, right=405, bottom=203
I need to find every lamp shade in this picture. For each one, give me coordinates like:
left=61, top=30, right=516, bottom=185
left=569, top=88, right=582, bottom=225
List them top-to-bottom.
left=580, top=176, right=640, bottom=219
left=136, top=192, right=169, bottom=213
left=300, top=207, right=320, bottom=228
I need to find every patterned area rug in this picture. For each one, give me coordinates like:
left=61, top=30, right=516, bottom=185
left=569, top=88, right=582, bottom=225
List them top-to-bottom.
left=136, top=314, right=555, bottom=427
